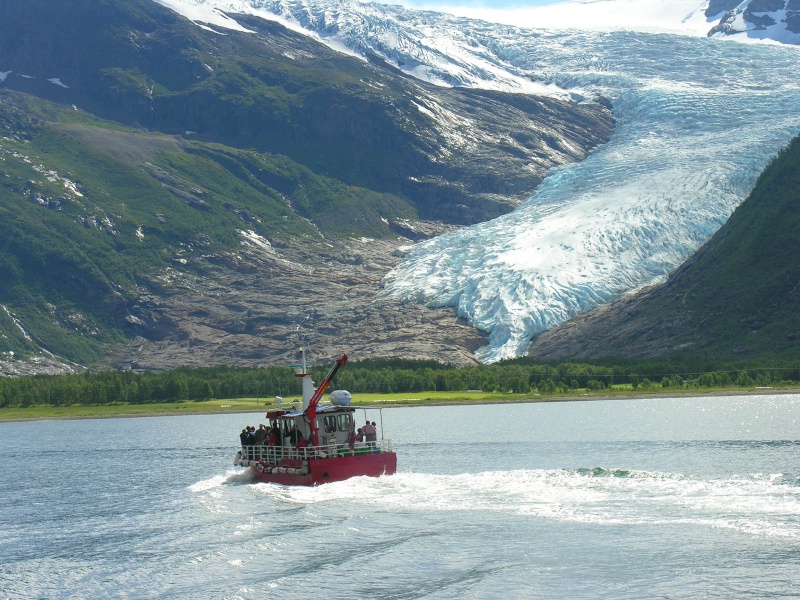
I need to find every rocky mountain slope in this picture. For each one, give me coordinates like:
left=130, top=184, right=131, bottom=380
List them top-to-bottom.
left=0, top=0, right=612, bottom=374
left=706, top=0, right=800, bottom=42
left=527, top=134, right=800, bottom=361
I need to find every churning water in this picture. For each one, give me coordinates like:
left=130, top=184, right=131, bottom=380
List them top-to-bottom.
left=2, top=394, right=799, bottom=599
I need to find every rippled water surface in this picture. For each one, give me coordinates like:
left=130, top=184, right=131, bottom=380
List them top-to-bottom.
left=2, top=394, right=799, bottom=599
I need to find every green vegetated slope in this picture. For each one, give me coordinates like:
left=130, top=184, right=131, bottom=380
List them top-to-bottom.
left=0, top=0, right=612, bottom=371
left=0, top=0, right=610, bottom=225
left=0, top=0, right=427, bottom=227
left=0, top=0, right=437, bottom=365
left=0, top=93, right=414, bottom=363
left=528, top=134, right=800, bottom=361
left=673, top=134, right=800, bottom=357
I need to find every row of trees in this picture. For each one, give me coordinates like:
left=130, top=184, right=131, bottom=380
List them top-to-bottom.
left=2, top=357, right=800, bottom=408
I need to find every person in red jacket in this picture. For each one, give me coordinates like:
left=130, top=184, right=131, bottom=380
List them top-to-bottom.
left=296, top=434, right=309, bottom=457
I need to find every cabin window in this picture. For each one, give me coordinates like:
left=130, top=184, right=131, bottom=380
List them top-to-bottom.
left=337, top=413, right=352, bottom=432
left=323, top=415, right=337, bottom=433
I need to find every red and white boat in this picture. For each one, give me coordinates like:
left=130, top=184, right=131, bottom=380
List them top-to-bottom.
left=234, top=352, right=397, bottom=486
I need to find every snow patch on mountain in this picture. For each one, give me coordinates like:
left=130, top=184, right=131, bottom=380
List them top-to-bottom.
left=151, top=0, right=568, bottom=95
left=153, top=0, right=255, bottom=32
left=157, top=0, right=371, bottom=58
left=704, top=0, right=800, bottom=45
left=239, top=229, right=272, bottom=251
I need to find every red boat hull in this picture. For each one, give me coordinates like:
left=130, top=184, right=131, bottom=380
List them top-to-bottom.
left=250, top=452, right=397, bottom=486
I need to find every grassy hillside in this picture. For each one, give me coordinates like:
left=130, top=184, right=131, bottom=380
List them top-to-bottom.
left=0, top=0, right=611, bottom=225
left=0, top=92, right=416, bottom=363
left=528, top=134, right=800, bottom=360
left=671, top=134, right=800, bottom=357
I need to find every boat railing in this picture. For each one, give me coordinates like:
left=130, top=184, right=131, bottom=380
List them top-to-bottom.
left=241, top=438, right=393, bottom=463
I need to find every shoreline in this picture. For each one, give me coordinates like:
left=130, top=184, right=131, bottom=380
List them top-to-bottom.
left=2, top=387, right=799, bottom=423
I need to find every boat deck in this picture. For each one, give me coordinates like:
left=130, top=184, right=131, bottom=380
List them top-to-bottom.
left=240, top=439, right=394, bottom=465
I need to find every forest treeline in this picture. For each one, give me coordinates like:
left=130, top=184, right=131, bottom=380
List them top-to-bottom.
left=2, top=356, right=800, bottom=408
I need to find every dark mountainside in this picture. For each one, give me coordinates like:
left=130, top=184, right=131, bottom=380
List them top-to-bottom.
left=0, top=0, right=613, bottom=374
left=706, top=0, right=800, bottom=38
left=527, top=134, right=800, bottom=361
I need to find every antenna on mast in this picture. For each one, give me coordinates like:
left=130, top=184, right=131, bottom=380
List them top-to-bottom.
left=289, top=315, right=317, bottom=408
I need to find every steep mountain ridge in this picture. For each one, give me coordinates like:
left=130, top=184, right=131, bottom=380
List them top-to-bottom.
left=0, top=0, right=612, bottom=373
left=152, top=0, right=800, bottom=89
left=706, top=0, right=800, bottom=42
left=0, top=1, right=611, bottom=225
left=527, top=134, right=800, bottom=360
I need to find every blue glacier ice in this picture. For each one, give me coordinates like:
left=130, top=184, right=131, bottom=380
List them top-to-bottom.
left=158, top=0, right=800, bottom=362
left=379, top=29, right=800, bottom=361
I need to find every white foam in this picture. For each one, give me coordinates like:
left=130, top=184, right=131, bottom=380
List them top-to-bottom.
left=188, top=469, right=255, bottom=492
left=362, top=469, right=800, bottom=538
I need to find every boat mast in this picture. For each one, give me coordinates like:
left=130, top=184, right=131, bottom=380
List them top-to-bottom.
left=295, top=347, right=316, bottom=409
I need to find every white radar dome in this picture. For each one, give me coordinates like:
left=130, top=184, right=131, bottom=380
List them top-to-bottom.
left=329, top=390, right=352, bottom=406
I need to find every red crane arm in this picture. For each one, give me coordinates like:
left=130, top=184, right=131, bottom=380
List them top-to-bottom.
left=306, top=354, right=348, bottom=446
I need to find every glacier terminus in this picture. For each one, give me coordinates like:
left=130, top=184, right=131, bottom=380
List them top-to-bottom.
left=156, top=0, right=800, bottom=362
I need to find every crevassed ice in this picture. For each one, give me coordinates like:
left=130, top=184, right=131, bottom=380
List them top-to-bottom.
left=161, top=0, right=800, bottom=362
left=381, top=31, right=800, bottom=361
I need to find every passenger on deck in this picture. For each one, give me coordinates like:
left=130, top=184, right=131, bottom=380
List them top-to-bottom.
left=363, top=421, right=377, bottom=445
left=254, top=424, right=268, bottom=446
left=348, top=424, right=357, bottom=450
left=242, top=425, right=256, bottom=458
left=264, top=426, right=281, bottom=462
left=267, top=426, right=279, bottom=447
left=287, top=426, right=300, bottom=447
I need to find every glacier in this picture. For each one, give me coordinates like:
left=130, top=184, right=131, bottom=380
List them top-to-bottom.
left=156, top=0, right=800, bottom=362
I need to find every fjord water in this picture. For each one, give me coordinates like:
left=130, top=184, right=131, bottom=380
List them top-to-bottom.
left=2, top=394, right=799, bottom=599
